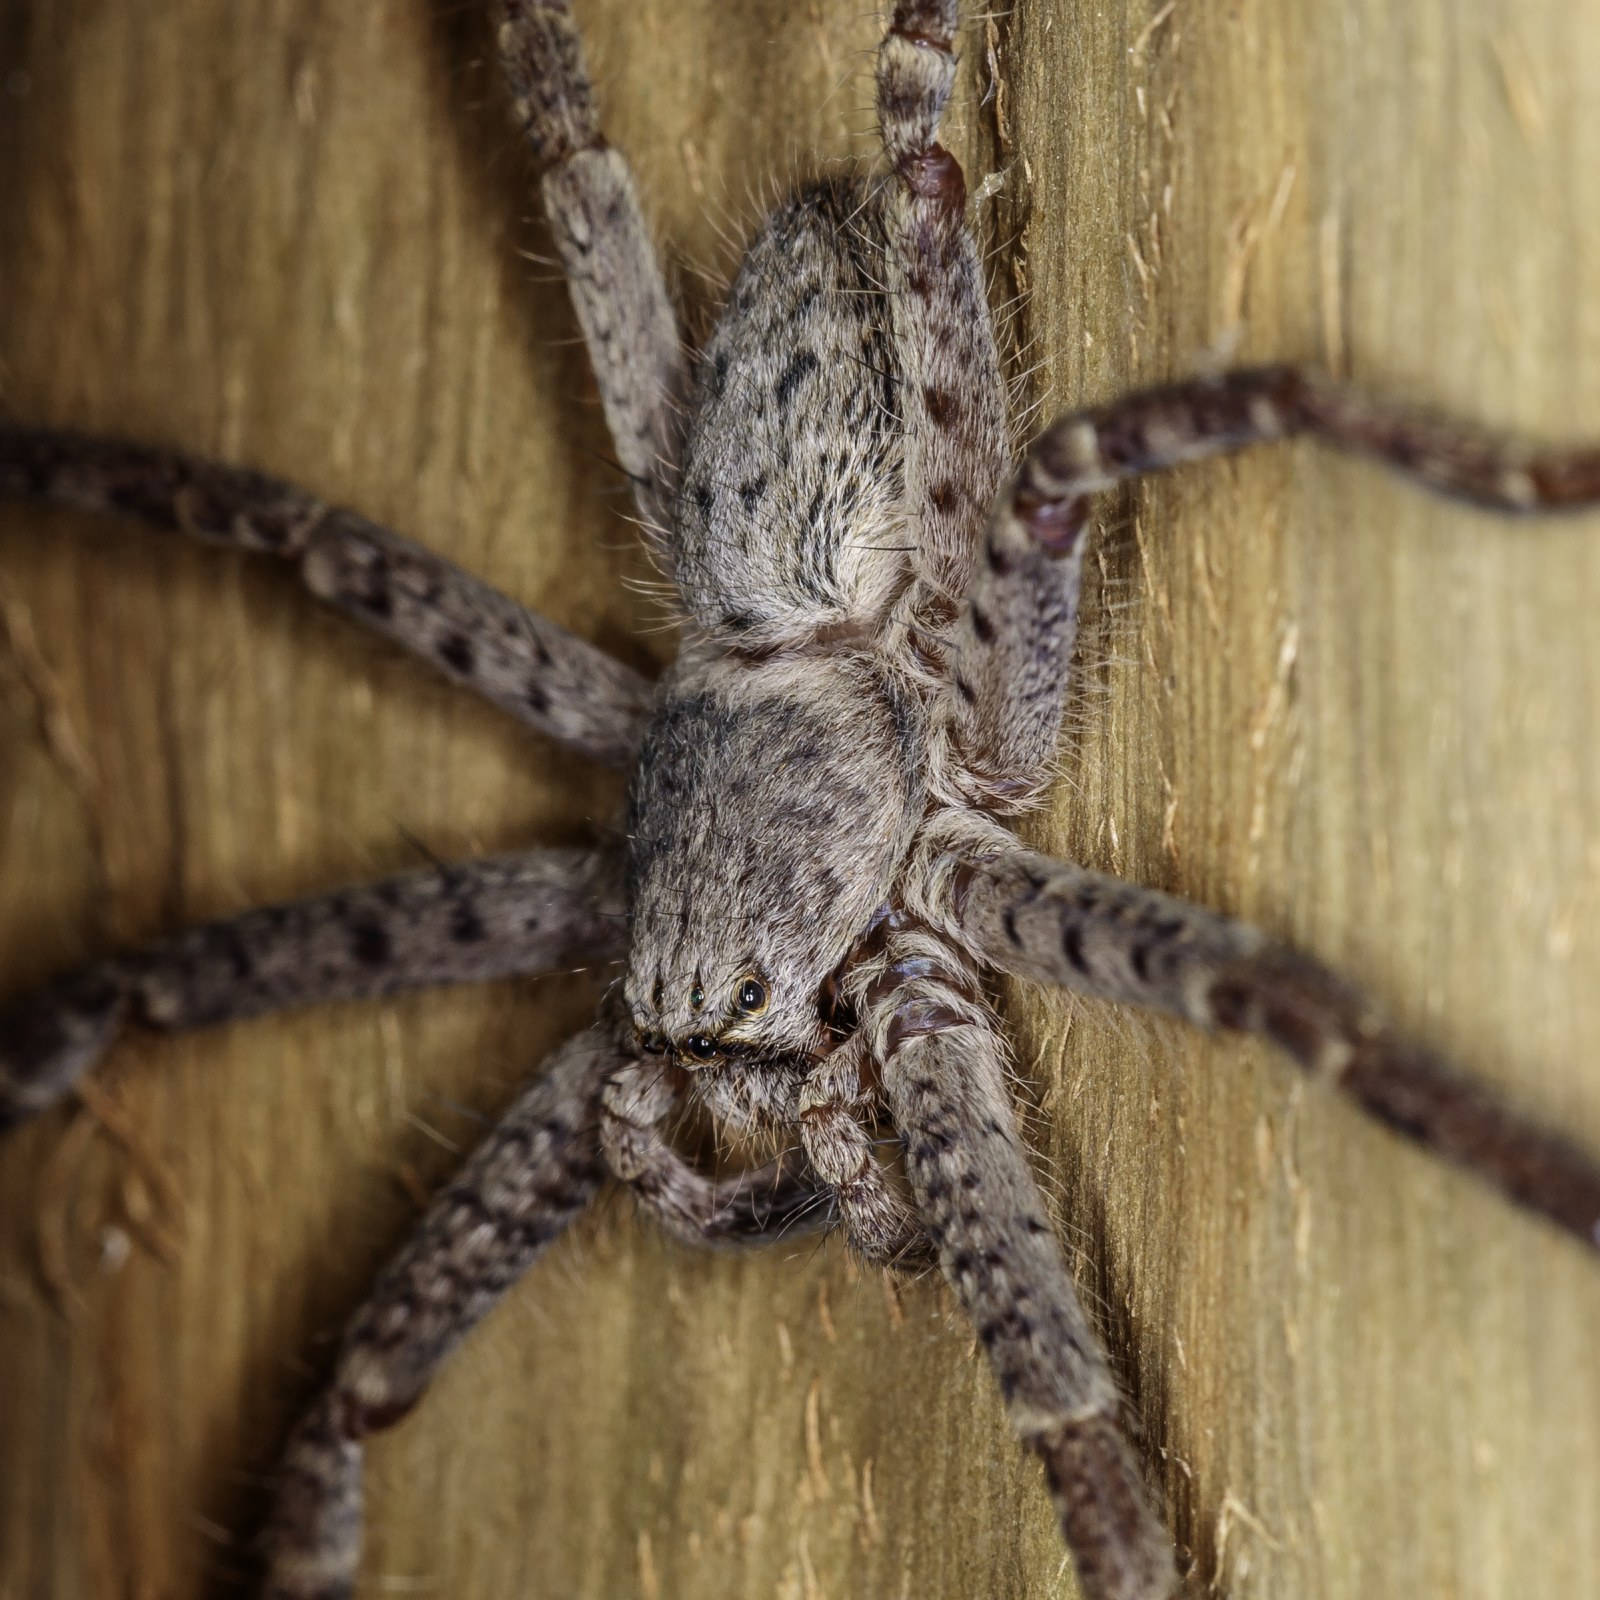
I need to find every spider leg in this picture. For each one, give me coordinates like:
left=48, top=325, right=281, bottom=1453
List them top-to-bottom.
left=494, top=1, right=689, bottom=538
left=874, top=1, right=1010, bottom=606
left=1013, top=365, right=1600, bottom=515
left=947, top=369, right=1600, bottom=802
left=0, top=429, right=652, bottom=765
left=946, top=491, right=1088, bottom=809
left=916, top=827, right=1600, bottom=1255
left=0, top=847, right=623, bottom=1130
left=863, top=923, right=1175, bottom=1600
left=259, top=1024, right=614, bottom=1600
left=797, top=1037, right=928, bottom=1265
left=600, top=1057, right=837, bottom=1248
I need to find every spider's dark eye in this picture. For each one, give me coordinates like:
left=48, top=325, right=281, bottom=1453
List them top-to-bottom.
left=736, top=977, right=768, bottom=1014
left=689, top=984, right=705, bottom=1011
left=684, top=1034, right=718, bottom=1061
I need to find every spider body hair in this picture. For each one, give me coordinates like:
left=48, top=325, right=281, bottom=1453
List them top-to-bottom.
left=3, top=3, right=1600, bottom=1598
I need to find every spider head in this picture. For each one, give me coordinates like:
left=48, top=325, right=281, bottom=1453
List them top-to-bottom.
left=622, top=651, right=920, bottom=1071
left=631, top=969, right=784, bottom=1070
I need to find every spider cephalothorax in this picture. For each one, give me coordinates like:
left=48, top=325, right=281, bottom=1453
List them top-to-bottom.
left=3, top=3, right=1600, bottom=1599
left=623, top=640, right=923, bottom=1072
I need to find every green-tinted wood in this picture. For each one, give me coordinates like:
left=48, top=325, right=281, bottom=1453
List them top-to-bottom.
left=1, top=3, right=1596, bottom=1598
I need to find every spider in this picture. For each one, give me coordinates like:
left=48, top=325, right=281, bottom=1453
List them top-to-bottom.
left=3, top=1, right=1600, bottom=1597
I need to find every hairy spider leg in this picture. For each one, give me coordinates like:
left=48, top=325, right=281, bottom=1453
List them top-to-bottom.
left=495, top=0, right=689, bottom=539
left=0, top=430, right=652, bottom=764
left=909, top=820, right=1600, bottom=1256
left=0, top=849, right=624, bottom=1129
left=861, top=917, right=1178, bottom=1600
left=259, top=1027, right=615, bottom=1599
left=600, top=1054, right=837, bottom=1247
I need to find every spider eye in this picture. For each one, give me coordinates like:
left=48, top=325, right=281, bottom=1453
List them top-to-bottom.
left=735, top=977, right=768, bottom=1014
left=689, top=984, right=705, bottom=1011
left=684, top=1034, right=718, bottom=1061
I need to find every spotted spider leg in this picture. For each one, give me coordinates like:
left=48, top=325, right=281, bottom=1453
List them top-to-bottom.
left=494, top=0, right=690, bottom=538
left=874, top=0, right=1010, bottom=611
left=0, top=4, right=686, bottom=760
left=1009, top=365, right=1600, bottom=516
left=936, top=366, right=1600, bottom=1255
left=944, top=367, right=1600, bottom=809
left=0, top=431, right=652, bottom=764
left=914, top=827, right=1600, bottom=1252
left=0, top=848, right=625, bottom=1129
left=858, top=920, right=1176, bottom=1600
left=258, top=1025, right=616, bottom=1600
left=258, top=1027, right=829, bottom=1600
left=795, top=1035, right=927, bottom=1264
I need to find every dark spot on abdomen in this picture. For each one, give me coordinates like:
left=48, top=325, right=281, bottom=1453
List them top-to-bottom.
left=774, top=349, right=820, bottom=414
left=923, top=386, right=957, bottom=429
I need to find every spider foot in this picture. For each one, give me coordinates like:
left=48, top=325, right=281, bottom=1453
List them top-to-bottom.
left=0, top=968, right=126, bottom=1129
left=258, top=1394, right=364, bottom=1600
left=1037, top=1413, right=1177, bottom=1600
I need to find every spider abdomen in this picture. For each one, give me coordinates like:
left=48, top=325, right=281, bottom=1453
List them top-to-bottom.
left=673, top=177, right=912, bottom=646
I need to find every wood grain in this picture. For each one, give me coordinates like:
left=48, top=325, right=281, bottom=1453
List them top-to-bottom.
left=1, top=3, right=1597, bottom=1598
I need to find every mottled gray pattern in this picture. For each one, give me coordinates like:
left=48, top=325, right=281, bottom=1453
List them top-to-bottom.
left=499, top=0, right=689, bottom=537
left=3, top=2, right=1599, bottom=1598
left=676, top=181, right=907, bottom=641
left=0, top=430, right=653, bottom=767
left=624, top=646, right=921, bottom=1064
left=0, top=849, right=624, bottom=1125
left=259, top=1026, right=617, bottom=1600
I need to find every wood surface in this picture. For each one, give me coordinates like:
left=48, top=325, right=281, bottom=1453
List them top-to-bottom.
left=2, top=2, right=1598, bottom=1597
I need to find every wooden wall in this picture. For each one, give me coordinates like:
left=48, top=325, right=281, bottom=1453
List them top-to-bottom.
left=2, top=3, right=1597, bottom=1596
